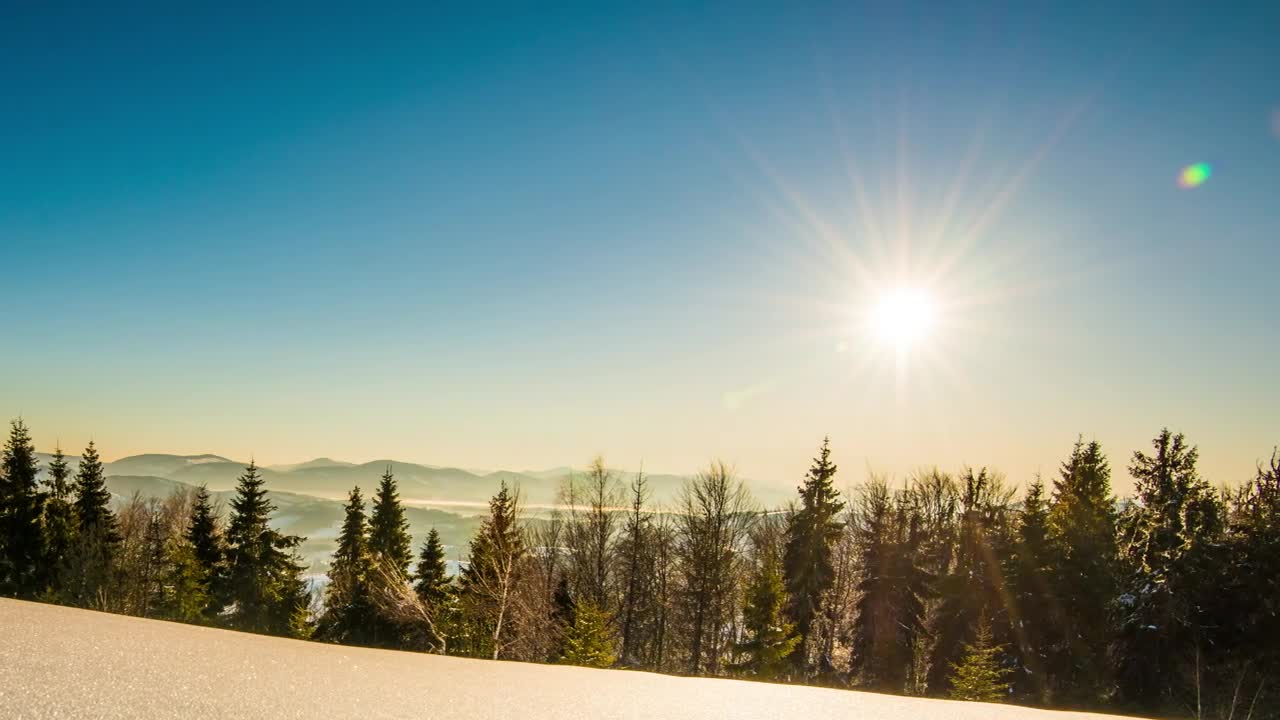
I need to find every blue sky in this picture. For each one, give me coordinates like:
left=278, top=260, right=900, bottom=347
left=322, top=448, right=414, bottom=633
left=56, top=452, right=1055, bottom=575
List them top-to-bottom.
left=3, top=2, right=1278, bottom=491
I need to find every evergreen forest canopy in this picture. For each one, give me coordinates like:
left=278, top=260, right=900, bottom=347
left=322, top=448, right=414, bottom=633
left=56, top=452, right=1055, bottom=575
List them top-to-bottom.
left=1, top=418, right=1276, bottom=719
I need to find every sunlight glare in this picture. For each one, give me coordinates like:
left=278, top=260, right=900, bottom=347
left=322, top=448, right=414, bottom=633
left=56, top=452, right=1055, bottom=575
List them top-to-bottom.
left=872, top=288, right=936, bottom=349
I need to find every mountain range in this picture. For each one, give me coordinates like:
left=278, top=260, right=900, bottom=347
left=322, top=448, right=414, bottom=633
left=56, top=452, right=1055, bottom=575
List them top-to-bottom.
left=31, top=452, right=794, bottom=573
left=35, top=452, right=794, bottom=509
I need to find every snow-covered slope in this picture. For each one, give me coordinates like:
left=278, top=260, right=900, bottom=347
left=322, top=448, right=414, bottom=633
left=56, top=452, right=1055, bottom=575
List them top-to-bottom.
left=0, top=599, right=1145, bottom=720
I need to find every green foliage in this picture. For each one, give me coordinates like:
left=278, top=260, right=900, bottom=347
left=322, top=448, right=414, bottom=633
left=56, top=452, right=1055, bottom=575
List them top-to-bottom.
left=0, top=419, right=46, bottom=597
left=1116, top=429, right=1225, bottom=712
left=782, top=437, right=843, bottom=669
left=1045, top=438, right=1117, bottom=705
left=59, top=440, right=121, bottom=608
left=40, top=446, right=77, bottom=595
left=223, top=461, right=311, bottom=637
left=368, top=467, right=412, bottom=575
left=927, top=468, right=1016, bottom=694
left=1006, top=477, right=1053, bottom=702
left=850, top=479, right=931, bottom=692
left=459, top=481, right=524, bottom=659
left=185, top=485, right=224, bottom=620
left=318, top=485, right=378, bottom=645
left=414, top=528, right=450, bottom=606
left=163, top=540, right=211, bottom=623
left=734, top=555, right=800, bottom=679
left=559, top=601, right=615, bottom=668
left=948, top=616, right=1011, bottom=703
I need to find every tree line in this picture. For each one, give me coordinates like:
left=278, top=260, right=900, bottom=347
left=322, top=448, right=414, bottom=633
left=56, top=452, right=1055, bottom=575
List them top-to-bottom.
left=1, top=419, right=1276, bottom=718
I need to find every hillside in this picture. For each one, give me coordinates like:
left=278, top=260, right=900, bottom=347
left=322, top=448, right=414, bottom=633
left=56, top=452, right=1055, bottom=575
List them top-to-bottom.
left=37, top=451, right=796, bottom=508
left=101, top=475, right=481, bottom=574
left=0, top=599, right=1144, bottom=720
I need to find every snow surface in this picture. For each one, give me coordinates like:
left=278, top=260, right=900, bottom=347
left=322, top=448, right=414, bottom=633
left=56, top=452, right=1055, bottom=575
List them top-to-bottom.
left=0, top=599, right=1146, bottom=720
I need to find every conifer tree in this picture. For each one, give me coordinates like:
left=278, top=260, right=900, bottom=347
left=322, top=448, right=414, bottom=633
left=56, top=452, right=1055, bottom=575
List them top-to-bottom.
left=0, top=419, right=45, bottom=597
left=1116, top=429, right=1224, bottom=711
left=782, top=437, right=844, bottom=670
left=1046, top=438, right=1117, bottom=705
left=62, top=440, right=120, bottom=608
left=40, top=445, right=77, bottom=595
left=1212, top=450, right=1280, bottom=715
left=223, top=461, right=310, bottom=637
left=368, top=467, right=412, bottom=575
left=927, top=468, right=1015, bottom=694
left=617, top=470, right=651, bottom=665
left=1008, top=477, right=1054, bottom=703
left=850, top=480, right=931, bottom=692
left=460, top=481, right=525, bottom=659
left=185, top=484, right=224, bottom=619
left=319, top=486, right=376, bottom=645
left=414, top=528, right=450, bottom=607
left=734, top=556, right=800, bottom=679
left=559, top=601, right=615, bottom=668
left=949, top=616, right=1012, bottom=702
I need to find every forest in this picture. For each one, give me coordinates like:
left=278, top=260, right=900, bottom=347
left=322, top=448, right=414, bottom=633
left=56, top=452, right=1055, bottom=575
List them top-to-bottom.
left=1, top=418, right=1276, bottom=719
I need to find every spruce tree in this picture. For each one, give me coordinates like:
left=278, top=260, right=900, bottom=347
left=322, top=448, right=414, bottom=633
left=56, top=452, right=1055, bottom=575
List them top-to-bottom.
left=0, top=419, right=45, bottom=597
left=1116, top=429, right=1224, bottom=712
left=782, top=437, right=843, bottom=670
left=1046, top=438, right=1117, bottom=705
left=63, top=440, right=119, bottom=607
left=40, top=445, right=77, bottom=596
left=1213, top=451, right=1280, bottom=715
left=223, top=461, right=310, bottom=637
left=368, top=467, right=412, bottom=575
left=927, top=468, right=1016, bottom=694
left=1008, top=477, right=1054, bottom=703
left=850, top=480, right=931, bottom=692
left=460, top=481, right=525, bottom=659
left=185, top=484, right=224, bottom=620
left=319, top=485, right=376, bottom=645
left=414, top=528, right=450, bottom=607
left=734, top=557, right=800, bottom=679
left=559, top=601, right=615, bottom=668
left=948, top=616, right=1012, bottom=702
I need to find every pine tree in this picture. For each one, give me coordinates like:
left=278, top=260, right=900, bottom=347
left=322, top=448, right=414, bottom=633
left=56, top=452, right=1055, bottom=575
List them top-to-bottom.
left=0, top=419, right=45, bottom=597
left=1116, top=429, right=1224, bottom=712
left=782, top=437, right=844, bottom=671
left=1046, top=438, right=1117, bottom=705
left=62, top=440, right=120, bottom=608
left=40, top=445, right=77, bottom=596
left=1211, top=450, right=1280, bottom=716
left=223, top=461, right=310, bottom=637
left=368, top=467, right=412, bottom=575
left=927, top=468, right=1016, bottom=694
left=617, top=470, right=650, bottom=665
left=1008, top=477, right=1054, bottom=703
left=850, top=480, right=931, bottom=692
left=460, top=481, right=525, bottom=659
left=185, top=484, right=224, bottom=620
left=319, top=485, right=376, bottom=645
left=414, top=528, right=450, bottom=607
left=163, top=540, right=210, bottom=623
left=734, top=556, right=800, bottom=679
left=559, top=601, right=615, bottom=668
left=949, top=616, right=1012, bottom=702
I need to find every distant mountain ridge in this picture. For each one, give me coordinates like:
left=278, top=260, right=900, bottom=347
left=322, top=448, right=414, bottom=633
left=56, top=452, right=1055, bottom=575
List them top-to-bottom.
left=37, top=452, right=792, bottom=508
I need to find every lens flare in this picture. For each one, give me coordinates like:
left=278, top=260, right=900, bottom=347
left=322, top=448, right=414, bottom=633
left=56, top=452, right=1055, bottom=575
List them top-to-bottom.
left=1177, top=163, right=1211, bottom=189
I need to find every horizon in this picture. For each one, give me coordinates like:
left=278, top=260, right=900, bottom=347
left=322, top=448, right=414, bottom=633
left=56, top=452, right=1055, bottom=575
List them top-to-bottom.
left=5, top=2, right=1279, bottom=495
left=18, top=430, right=1279, bottom=498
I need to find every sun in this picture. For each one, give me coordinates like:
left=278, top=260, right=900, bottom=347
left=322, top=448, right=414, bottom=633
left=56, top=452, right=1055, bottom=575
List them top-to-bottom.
left=871, top=288, right=936, bottom=349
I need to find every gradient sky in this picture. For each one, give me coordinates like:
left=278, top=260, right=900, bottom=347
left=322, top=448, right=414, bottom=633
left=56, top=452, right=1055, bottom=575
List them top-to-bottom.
left=3, top=2, right=1278, bottom=494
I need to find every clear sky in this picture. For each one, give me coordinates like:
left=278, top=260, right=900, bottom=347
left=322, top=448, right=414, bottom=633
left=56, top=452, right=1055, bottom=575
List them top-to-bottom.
left=3, top=1, right=1278, bottom=494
